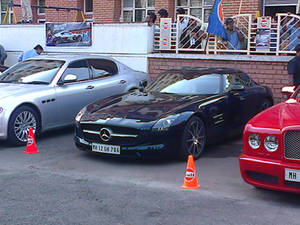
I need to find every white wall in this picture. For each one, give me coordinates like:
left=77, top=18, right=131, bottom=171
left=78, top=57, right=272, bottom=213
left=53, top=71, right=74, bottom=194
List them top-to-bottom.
left=0, top=23, right=154, bottom=72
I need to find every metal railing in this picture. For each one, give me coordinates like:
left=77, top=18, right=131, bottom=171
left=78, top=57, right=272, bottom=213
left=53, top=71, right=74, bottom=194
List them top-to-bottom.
left=155, top=13, right=300, bottom=55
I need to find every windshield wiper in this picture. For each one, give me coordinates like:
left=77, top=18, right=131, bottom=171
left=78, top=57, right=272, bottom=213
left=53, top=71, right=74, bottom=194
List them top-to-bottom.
left=0, top=80, right=15, bottom=83
left=23, top=81, right=50, bottom=85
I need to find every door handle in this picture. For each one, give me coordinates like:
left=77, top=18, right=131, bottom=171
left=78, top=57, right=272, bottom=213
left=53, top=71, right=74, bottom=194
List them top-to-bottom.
left=119, top=80, right=126, bottom=84
left=86, top=85, right=94, bottom=89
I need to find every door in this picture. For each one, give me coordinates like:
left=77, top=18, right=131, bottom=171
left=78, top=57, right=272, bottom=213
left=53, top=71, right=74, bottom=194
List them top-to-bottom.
left=87, top=58, right=128, bottom=103
left=54, top=59, right=96, bottom=125
left=224, top=73, right=258, bottom=129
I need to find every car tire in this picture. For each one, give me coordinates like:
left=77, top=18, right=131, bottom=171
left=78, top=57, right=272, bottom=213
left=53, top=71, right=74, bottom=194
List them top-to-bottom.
left=260, top=98, right=272, bottom=111
left=7, top=106, right=40, bottom=146
left=179, top=116, right=206, bottom=161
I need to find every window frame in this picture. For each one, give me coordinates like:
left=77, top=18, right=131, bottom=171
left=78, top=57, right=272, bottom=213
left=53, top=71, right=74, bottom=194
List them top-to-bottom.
left=0, top=0, right=13, bottom=24
left=37, top=0, right=46, bottom=16
left=84, top=0, right=93, bottom=15
left=121, top=0, right=155, bottom=23
left=175, top=0, right=213, bottom=23
left=87, top=58, right=119, bottom=80
left=59, top=59, right=92, bottom=84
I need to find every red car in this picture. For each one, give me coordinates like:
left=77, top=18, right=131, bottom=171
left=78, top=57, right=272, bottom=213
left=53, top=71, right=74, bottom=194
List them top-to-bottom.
left=239, top=86, right=300, bottom=193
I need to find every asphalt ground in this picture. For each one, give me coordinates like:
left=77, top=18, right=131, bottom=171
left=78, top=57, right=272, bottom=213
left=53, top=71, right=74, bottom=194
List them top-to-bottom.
left=0, top=127, right=299, bottom=225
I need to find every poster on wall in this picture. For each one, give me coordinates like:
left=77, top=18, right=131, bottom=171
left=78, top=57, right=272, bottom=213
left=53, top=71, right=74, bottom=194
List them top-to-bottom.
left=256, top=17, right=271, bottom=51
left=45, top=22, right=92, bottom=47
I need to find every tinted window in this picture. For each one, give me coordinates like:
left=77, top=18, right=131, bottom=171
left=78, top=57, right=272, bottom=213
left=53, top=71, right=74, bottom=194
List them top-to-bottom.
left=0, top=59, right=64, bottom=84
left=88, top=59, right=118, bottom=79
left=62, top=60, right=90, bottom=82
left=148, top=73, right=221, bottom=95
left=223, top=73, right=252, bottom=92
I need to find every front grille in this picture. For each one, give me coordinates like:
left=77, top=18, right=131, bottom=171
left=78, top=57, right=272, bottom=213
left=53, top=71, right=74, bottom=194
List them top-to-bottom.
left=80, top=123, right=146, bottom=146
left=284, top=130, right=300, bottom=160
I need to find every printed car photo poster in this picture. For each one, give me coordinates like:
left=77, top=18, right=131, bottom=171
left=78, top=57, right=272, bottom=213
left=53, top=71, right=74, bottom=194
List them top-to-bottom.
left=256, top=17, right=271, bottom=51
left=45, top=22, right=92, bottom=47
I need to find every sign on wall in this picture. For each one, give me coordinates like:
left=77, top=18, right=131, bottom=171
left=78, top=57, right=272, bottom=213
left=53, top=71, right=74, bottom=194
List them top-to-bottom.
left=256, top=17, right=272, bottom=51
left=159, top=18, right=172, bottom=50
left=45, top=22, right=92, bottom=47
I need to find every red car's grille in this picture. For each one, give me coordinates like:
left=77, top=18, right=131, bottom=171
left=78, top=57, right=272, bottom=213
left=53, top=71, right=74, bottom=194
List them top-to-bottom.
left=284, top=130, right=300, bottom=160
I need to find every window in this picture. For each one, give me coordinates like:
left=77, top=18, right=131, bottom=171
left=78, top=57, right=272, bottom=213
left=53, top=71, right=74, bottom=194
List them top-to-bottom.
left=0, top=0, right=13, bottom=24
left=38, top=0, right=45, bottom=15
left=84, top=0, right=93, bottom=14
left=122, top=0, right=155, bottom=22
left=175, top=0, right=213, bottom=23
left=264, top=0, right=297, bottom=17
left=88, top=59, right=118, bottom=79
left=61, top=60, right=90, bottom=82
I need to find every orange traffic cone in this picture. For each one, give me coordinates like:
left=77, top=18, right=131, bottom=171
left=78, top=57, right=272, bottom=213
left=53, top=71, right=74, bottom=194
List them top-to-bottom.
left=24, top=128, right=39, bottom=154
left=181, top=155, right=200, bottom=189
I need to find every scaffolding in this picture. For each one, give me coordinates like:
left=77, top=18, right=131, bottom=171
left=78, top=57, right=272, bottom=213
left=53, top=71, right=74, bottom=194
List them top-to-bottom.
left=2, top=1, right=86, bottom=24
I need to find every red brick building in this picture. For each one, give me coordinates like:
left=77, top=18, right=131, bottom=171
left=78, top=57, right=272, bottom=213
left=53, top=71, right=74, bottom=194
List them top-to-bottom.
left=1, top=0, right=298, bottom=24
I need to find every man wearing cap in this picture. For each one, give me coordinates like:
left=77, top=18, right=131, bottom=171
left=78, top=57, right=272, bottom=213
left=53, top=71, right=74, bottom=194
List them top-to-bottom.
left=224, top=18, right=245, bottom=50
left=288, top=44, right=300, bottom=87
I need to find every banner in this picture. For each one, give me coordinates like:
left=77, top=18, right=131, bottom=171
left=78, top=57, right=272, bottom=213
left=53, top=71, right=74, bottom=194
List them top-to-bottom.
left=45, top=22, right=92, bottom=47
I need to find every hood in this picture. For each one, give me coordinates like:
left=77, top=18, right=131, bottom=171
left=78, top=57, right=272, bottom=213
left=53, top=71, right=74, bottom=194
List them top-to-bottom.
left=0, top=83, right=47, bottom=100
left=82, top=91, right=214, bottom=123
left=249, top=99, right=300, bottom=130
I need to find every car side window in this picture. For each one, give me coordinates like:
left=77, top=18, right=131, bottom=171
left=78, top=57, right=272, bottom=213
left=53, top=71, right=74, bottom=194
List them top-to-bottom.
left=88, top=59, right=118, bottom=79
left=61, top=60, right=90, bottom=82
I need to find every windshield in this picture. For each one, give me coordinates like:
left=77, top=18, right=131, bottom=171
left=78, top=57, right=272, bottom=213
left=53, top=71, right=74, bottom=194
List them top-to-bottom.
left=0, top=59, right=65, bottom=84
left=147, top=73, right=222, bottom=95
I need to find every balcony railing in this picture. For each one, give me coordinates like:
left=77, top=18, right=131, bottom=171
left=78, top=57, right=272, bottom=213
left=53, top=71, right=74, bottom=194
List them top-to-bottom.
left=154, top=13, right=300, bottom=56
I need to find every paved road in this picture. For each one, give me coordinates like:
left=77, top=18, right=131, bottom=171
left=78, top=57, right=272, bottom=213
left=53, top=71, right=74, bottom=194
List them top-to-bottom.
left=0, top=127, right=299, bottom=225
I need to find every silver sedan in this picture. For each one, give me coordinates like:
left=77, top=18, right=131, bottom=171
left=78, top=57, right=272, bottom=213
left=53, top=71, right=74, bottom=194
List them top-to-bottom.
left=0, top=55, right=150, bottom=145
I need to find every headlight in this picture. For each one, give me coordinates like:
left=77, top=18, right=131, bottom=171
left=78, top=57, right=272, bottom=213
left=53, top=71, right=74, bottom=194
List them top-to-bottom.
left=0, top=107, right=3, bottom=114
left=75, top=108, right=86, bottom=122
left=152, top=114, right=180, bottom=131
left=248, top=133, right=260, bottom=149
left=264, top=135, right=278, bottom=152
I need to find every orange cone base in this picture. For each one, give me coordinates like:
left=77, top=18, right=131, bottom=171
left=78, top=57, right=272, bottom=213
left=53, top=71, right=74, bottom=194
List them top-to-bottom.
left=24, top=149, right=40, bottom=154
left=181, top=184, right=200, bottom=189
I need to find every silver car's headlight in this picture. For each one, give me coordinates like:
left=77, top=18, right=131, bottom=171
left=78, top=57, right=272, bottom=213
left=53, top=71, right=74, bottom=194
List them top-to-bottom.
left=0, top=107, right=3, bottom=114
left=75, top=108, right=86, bottom=122
left=152, top=114, right=180, bottom=131
left=248, top=133, right=260, bottom=149
left=264, top=135, right=278, bottom=152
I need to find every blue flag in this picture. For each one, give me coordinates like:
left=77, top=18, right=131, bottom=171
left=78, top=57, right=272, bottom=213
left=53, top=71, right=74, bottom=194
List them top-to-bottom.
left=207, top=0, right=227, bottom=39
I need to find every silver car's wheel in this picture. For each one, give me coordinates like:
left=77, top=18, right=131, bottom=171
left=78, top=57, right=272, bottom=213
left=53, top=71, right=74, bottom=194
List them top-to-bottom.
left=8, top=106, right=40, bottom=146
left=14, top=111, right=37, bottom=142
left=180, top=117, right=206, bottom=160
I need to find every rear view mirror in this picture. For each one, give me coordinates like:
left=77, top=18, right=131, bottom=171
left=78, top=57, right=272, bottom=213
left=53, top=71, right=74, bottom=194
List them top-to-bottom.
left=231, top=85, right=245, bottom=92
left=281, top=86, right=295, bottom=97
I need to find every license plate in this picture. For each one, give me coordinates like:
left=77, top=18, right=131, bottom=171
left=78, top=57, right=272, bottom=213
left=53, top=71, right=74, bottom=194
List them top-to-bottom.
left=92, top=143, right=121, bottom=155
left=285, top=169, right=300, bottom=182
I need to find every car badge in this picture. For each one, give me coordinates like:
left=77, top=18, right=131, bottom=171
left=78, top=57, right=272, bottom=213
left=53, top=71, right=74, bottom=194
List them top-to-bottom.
left=100, top=128, right=112, bottom=142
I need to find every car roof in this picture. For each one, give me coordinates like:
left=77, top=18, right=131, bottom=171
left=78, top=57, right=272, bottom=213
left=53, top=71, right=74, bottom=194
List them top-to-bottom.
left=30, top=54, right=118, bottom=64
left=162, top=67, right=244, bottom=79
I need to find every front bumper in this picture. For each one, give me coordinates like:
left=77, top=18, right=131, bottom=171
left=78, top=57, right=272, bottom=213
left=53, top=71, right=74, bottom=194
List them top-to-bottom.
left=74, top=135, right=169, bottom=156
left=239, top=153, right=300, bottom=193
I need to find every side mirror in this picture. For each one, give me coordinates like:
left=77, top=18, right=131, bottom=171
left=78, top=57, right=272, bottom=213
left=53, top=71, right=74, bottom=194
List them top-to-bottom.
left=58, top=74, right=78, bottom=85
left=139, top=80, right=148, bottom=92
left=231, top=85, right=245, bottom=92
left=281, top=86, right=295, bottom=97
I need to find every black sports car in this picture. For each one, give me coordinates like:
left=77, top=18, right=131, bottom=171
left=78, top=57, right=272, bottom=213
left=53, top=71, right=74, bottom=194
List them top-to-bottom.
left=74, top=67, right=273, bottom=160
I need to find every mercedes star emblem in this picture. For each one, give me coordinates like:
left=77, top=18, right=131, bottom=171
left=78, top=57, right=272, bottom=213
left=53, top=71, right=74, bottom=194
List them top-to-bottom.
left=100, top=128, right=112, bottom=142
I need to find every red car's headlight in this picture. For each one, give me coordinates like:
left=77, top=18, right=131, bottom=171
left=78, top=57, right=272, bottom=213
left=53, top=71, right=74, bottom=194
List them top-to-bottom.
left=248, top=133, right=260, bottom=149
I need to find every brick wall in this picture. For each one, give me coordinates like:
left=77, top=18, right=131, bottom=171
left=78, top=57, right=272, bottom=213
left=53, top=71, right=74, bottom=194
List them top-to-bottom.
left=45, top=0, right=81, bottom=22
left=93, top=0, right=121, bottom=23
left=223, top=0, right=261, bottom=18
left=148, top=56, right=289, bottom=104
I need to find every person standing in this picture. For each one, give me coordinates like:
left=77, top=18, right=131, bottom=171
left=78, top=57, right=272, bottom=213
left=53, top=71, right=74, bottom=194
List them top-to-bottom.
left=20, top=0, right=33, bottom=23
left=223, top=18, right=245, bottom=50
left=0, top=44, right=7, bottom=66
left=288, top=44, right=300, bottom=87
left=18, top=45, right=44, bottom=62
